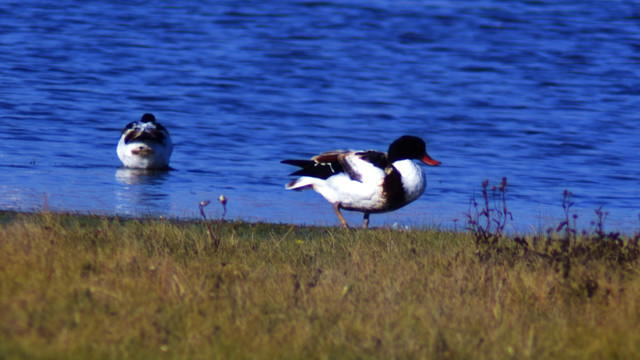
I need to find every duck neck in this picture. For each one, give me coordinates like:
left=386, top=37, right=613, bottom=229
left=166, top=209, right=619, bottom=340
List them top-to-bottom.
left=393, top=159, right=426, bottom=203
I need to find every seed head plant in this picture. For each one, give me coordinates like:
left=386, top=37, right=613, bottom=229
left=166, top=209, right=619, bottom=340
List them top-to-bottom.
left=199, top=195, right=227, bottom=251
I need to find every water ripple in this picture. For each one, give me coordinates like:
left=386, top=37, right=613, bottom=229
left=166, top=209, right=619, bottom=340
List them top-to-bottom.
left=0, top=0, right=639, bottom=231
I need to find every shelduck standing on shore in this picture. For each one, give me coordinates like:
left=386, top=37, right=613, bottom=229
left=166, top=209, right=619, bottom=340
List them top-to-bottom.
left=117, top=113, right=173, bottom=169
left=282, top=135, right=440, bottom=229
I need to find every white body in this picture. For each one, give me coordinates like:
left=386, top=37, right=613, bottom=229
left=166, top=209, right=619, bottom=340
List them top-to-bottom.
left=117, top=123, right=173, bottom=169
left=286, top=156, right=426, bottom=213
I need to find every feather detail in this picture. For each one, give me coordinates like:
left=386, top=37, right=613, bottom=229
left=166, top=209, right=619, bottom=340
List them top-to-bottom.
left=117, top=113, right=173, bottom=169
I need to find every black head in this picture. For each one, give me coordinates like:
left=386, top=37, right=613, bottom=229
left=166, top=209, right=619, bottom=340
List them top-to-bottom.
left=141, top=113, right=156, bottom=123
left=388, top=135, right=441, bottom=166
left=388, top=136, right=426, bottom=161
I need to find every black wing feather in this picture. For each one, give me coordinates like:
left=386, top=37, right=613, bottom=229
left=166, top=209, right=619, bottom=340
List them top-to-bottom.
left=356, top=150, right=389, bottom=169
left=281, top=159, right=345, bottom=180
left=281, top=160, right=314, bottom=168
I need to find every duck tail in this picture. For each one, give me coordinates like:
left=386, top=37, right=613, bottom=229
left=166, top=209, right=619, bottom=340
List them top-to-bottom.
left=285, top=177, right=316, bottom=191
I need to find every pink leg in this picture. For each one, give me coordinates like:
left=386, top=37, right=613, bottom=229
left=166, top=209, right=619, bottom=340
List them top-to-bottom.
left=333, top=202, right=349, bottom=228
left=362, top=213, right=370, bottom=229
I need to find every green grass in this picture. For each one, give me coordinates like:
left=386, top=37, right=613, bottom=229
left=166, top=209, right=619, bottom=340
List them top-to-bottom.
left=1, top=210, right=640, bottom=359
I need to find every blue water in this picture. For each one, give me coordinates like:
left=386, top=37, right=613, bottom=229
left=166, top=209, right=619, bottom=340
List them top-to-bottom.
left=1, top=1, right=639, bottom=232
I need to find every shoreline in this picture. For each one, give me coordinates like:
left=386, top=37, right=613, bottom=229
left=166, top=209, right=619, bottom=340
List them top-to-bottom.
left=2, top=207, right=638, bottom=236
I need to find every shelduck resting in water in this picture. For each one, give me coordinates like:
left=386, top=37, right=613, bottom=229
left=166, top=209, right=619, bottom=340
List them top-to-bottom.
left=117, top=113, right=173, bottom=169
left=282, top=135, right=440, bottom=229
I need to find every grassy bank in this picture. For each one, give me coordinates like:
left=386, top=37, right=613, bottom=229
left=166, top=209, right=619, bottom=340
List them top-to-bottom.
left=1, top=210, right=640, bottom=359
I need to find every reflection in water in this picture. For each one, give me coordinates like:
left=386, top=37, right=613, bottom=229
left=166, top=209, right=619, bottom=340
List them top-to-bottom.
left=114, top=168, right=171, bottom=216
left=115, top=168, right=171, bottom=185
